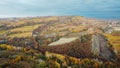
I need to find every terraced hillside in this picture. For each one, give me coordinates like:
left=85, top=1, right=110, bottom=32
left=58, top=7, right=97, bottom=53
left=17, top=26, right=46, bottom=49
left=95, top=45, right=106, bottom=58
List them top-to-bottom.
left=0, top=16, right=120, bottom=68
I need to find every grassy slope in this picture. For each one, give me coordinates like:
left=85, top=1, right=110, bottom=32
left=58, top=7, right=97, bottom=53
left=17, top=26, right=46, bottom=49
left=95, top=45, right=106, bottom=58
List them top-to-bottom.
left=6, top=24, right=42, bottom=37
left=10, top=25, right=42, bottom=32
left=0, top=30, right=6, bottom=35
left=8, top=32, right=32, bottom=37
left=105, top=32, right=120, bottom=54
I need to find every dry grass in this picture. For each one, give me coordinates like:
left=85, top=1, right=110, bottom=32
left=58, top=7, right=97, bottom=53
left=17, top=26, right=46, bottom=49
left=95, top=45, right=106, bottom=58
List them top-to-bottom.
left=8, top=24, right=42, bottom=37
left=10, top=24, right=42, bottom=32
left=0, top=30, right=6, bottom=35
left=8, top=32, right=32, bottom=38
left=105, top=33, right=120, bottom=54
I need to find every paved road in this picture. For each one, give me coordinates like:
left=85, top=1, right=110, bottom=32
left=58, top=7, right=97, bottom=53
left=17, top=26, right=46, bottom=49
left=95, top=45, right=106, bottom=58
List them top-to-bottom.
left=92, top=33, right=113, bottom=60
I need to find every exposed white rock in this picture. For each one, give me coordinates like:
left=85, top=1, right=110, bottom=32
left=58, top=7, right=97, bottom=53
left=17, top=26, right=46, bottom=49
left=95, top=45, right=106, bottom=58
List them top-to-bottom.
left=48, top=37, right=78, bottom=46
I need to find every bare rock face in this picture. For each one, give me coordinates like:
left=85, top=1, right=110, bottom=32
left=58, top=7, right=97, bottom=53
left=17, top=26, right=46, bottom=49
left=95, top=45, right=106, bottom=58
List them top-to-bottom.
left=91, top=33, right=114, bottom=60
left=48, top=37, right=79, bottom=46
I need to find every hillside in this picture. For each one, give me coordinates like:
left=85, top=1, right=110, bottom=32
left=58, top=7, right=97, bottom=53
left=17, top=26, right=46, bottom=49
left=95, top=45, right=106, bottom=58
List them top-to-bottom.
left=0, top=16, right=120, bottom=68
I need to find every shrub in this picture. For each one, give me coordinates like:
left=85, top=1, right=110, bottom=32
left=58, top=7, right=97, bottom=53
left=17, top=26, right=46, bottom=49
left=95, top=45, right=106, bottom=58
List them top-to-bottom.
left=37, top=62, right=46, bottom=68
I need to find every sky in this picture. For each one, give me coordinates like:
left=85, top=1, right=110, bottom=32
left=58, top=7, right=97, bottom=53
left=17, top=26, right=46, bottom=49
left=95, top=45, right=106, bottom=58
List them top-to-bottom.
left=0, top=0, right=120, bottom=19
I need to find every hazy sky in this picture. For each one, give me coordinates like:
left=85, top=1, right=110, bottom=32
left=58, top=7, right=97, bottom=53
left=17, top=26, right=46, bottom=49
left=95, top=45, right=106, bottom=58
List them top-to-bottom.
left=0, top=0, right=120, bottom=19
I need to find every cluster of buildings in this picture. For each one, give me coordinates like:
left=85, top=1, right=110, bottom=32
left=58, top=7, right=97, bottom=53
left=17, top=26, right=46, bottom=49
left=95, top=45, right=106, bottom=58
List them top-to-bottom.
left=104, top=21, right=120, bottom=33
